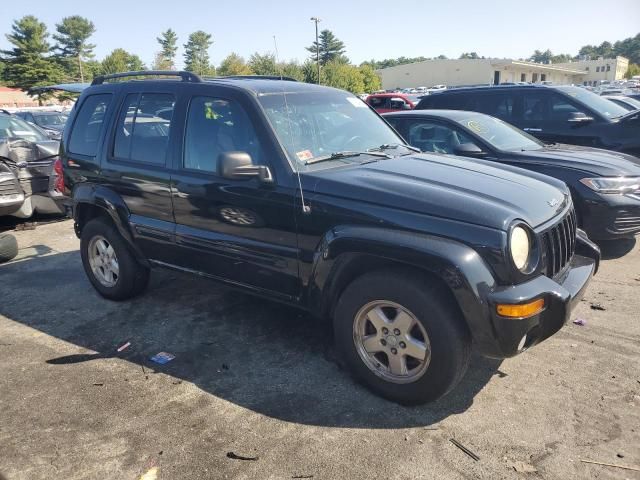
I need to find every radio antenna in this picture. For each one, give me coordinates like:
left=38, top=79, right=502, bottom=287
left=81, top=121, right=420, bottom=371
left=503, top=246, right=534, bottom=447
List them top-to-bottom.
left=273, top=34, right=310, bottom=214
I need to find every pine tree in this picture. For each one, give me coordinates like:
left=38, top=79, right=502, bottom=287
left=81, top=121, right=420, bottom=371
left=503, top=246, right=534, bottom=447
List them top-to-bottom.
left=0, top=15, right=63, bottom=91
left=53, top=16, right=96, bottom=82
left=155, top=29, right=178, bottom=70
left=306, top=29, right=347, bottom=65
left=183, top=31, right=215, bottom=76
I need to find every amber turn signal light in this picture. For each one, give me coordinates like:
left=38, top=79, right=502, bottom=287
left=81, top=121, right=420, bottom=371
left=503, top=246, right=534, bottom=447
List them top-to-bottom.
left=496, top=298, right=545, bottom=318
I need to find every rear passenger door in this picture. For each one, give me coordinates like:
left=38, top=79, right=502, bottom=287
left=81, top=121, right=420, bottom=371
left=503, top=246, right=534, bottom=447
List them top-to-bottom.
left=101, top=86, right=178, bottom=261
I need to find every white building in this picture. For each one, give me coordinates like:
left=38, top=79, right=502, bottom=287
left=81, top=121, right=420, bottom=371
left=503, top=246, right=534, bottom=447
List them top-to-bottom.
left=553, top=56, right=629, bottom=85
left=376, top=57, right=629, bottom=90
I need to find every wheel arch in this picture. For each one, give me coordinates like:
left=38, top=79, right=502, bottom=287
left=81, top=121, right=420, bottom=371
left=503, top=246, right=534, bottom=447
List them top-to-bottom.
left=73, top=184, right=149, bottom=266
left=307, top=226, right=497, bottom=346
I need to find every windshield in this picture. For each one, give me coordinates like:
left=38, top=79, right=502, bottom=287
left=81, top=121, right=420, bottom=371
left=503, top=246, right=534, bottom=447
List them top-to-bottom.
left=555, top=86, right=629, bottom=119
left=258, top=90, right=407, bottom=170
left=609, top=97, right=640, bottom=111
left=34, top=113, right=68, bottom=127
left=457, top=113, right=544, bottom=151
left=0, top=115, right=49, bottom=142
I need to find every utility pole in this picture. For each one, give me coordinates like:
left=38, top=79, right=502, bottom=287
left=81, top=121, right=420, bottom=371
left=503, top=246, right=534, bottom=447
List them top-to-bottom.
left=310, top=17, right=321, bottom=84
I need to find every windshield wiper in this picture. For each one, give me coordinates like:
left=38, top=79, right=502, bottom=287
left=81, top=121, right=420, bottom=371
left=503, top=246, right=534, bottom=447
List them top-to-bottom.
left=368, top=143, right=420, bottom=153
left=305, top=150, right=391, bottom=165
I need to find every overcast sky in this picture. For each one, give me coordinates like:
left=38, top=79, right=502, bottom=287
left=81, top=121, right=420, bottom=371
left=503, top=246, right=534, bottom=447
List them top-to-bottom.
left=1, top=0, right=639, bottom=68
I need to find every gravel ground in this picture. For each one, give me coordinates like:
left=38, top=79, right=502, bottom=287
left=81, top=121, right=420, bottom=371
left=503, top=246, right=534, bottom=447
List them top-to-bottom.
left=0, top=218, right=639, bottom=480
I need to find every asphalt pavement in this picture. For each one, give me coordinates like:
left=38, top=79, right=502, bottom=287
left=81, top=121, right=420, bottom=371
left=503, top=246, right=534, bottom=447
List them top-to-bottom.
left=1, top=218, right=639, bottom=479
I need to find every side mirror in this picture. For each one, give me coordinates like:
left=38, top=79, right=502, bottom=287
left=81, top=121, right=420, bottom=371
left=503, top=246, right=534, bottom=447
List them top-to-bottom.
left=567, top=111, right=594, bottom=123
left=454, top=143, right=488, bottom=158
left=218, top=151, right=273, bottom=183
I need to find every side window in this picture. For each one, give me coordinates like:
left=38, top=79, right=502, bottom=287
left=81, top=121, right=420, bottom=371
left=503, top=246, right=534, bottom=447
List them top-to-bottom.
left=523, top=92, right=550, bottom=121
left=112, top=93, right=174, bottom=165
left=429, top=93, right=475, bottom=111
left=477, top=93, right=514, bottom=120
left=549, top=93, right=579, bottom=121
left=68, top=94, right=112, bottom=157
left=183, top=96, right=265, bottom=173
left=368, top=96, right=389, bottom=109
left=389, top=98, right=407, bottom=110
left=405, top=120, right=477, bottom=154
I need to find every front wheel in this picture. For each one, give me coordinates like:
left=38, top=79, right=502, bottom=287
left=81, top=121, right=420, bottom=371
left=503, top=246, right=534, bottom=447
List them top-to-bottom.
left=80, top=217, right=149, bottom=300
left=333, top=269, right=471, bottom=405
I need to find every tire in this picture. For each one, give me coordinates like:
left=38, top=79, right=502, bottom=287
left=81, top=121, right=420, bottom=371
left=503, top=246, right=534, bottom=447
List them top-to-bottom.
left=80, top=217, right=150, bottom=300
left=0, top=233, right=19, bottom=263
left=333, top=269, right=471, bottom=405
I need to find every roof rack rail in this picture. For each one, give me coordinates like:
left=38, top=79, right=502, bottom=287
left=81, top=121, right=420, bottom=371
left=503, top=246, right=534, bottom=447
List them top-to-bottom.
left=91, top=70, right=202, bottom=86
left=215, top=75, right=298, bottom=82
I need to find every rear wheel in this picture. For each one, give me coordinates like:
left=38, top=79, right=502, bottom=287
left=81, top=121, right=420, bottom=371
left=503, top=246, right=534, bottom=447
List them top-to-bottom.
left=80, top=217, right=149, bottom=300
left=333, top=269, right=471, bottom=405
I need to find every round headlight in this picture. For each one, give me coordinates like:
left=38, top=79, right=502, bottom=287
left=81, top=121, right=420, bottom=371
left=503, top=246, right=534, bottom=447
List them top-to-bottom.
left=510, top=226, right=530, bottom=271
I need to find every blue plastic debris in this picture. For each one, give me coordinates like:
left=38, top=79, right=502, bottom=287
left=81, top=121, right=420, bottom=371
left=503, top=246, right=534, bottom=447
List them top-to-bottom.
left=150, top=352, right=175, bottom=365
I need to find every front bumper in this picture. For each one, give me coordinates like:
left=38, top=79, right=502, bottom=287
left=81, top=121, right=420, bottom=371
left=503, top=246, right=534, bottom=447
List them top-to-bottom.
left=580, top=193, right=640, bottom=240
left=473, top=231, right=600, bottom=358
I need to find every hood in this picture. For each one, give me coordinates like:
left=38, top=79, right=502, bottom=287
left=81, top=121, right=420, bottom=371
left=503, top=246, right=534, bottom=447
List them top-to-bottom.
left=514, top=144, right=640, bottom=177
left=305, top=153, right=569, bottom=231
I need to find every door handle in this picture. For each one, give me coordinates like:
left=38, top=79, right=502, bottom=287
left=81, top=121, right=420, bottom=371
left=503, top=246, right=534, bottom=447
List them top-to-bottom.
left=523, top=128, right=542, bottom=132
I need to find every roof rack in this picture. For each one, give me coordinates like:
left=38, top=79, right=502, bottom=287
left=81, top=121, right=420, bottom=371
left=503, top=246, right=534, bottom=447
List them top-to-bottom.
left=91, top=70, right=202, bottom=86
left=214, top=75, right=298, bottom=82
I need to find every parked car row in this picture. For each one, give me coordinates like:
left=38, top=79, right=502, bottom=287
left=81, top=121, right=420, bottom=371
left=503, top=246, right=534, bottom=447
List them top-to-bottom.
left=57, top=71, right=602, bottom=405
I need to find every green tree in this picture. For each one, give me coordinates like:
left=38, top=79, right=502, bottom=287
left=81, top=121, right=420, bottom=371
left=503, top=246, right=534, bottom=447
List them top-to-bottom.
left=0, top=15, right=63, bottom=92
left=53, top=16, right=96, bottom=82
left=155, top=28, right=178, bottom=70
left=306, top=29, right=346, bottom=65
left=183, top=30, right=215, bottom=76
left=612, top=33, right=640, bottom=64
left=101, top=48, right=145, bottom=74
left=529, top=49, right=554, bottom=63
left=248, top=52, right=277, bottom=75
left=459, top=52, right=480, bottom=59
left=218, top=53, right=253, bottom=76
left=302, top=59, right=319, bottom=84
left=322, top=60, right=364, bottom=93
left=279, top=61, right=304, bottom=81
left=626, top=63, right=640, bottom=79
left=359, top=64, right=381, bottom=92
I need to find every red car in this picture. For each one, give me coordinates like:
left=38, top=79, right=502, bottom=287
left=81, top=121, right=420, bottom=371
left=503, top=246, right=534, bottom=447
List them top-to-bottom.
left=366, top=93, right=421, bottom=113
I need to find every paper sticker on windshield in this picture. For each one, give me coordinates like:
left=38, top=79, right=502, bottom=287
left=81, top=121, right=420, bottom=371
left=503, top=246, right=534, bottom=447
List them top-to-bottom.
left=346, top=97, right=367, bottom=107
left=467, top=120, right=488, bottom=134
left=296, top=150, right=313, bottom=161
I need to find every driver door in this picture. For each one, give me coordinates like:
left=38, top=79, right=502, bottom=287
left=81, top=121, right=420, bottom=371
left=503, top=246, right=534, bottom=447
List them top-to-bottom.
left=169, top=87, right=300, bottom=300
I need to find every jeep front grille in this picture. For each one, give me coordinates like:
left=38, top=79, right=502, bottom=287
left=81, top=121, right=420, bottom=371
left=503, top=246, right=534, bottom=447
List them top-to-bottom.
left=542, top=209, right=577, bottom=278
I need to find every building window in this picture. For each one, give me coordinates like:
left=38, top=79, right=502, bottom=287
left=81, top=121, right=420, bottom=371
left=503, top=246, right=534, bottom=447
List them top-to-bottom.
left=606, top=65, right=611, bottom=71
left=585, top=66, right=589, bottom=71
left=595, top=66, right=600, bottom=72
left=521, top=73, right=526, bottom=82
left=532, top=73, right=539, bottom=82
left=541, top=74, right=547, bottom=82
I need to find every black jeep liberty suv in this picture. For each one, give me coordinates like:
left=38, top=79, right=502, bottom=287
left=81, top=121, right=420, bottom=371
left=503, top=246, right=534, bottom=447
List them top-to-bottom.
left=61, top=71, right=600, bottom=404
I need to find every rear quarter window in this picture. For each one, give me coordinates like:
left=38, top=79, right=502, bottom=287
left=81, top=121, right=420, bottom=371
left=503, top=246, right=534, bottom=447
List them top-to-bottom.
left=68, top=94, right=113, bottom=157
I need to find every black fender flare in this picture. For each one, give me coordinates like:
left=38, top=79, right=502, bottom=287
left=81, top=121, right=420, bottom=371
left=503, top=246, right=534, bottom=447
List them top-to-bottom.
left=72, top=183, right=149, bottom=266
left=307, top=225, right=499, bottom=348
